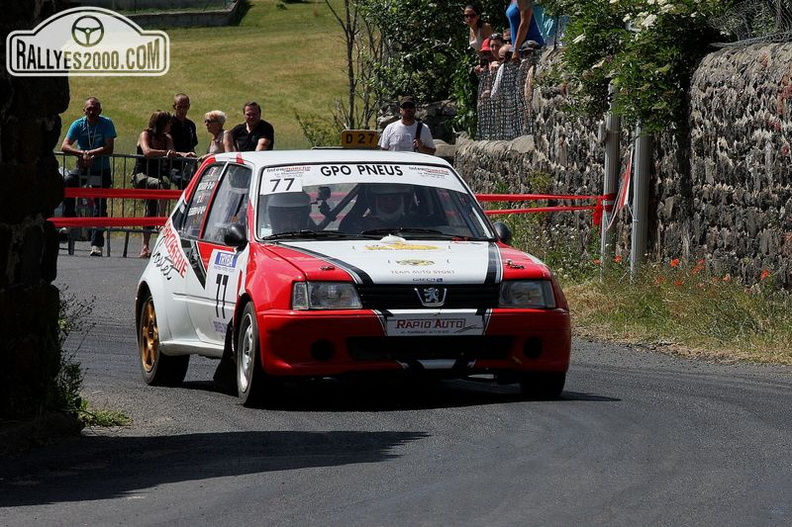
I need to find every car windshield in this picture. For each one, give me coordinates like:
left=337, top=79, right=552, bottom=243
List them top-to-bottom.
left=256, top=167, right=494, bottom=240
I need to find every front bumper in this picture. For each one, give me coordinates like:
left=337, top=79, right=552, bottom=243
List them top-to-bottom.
left=255, top=308, right=571, bottom=378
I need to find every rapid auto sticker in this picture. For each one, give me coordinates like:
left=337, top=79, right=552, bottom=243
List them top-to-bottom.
left=282, top=237, right=498, bottom=285
left=384, top=310, right=487, bottom=336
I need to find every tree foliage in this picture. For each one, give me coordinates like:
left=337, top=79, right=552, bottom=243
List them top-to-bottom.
left=352, top=0, right=504, bottom=134
left=542, top=0, right=735, bottom=132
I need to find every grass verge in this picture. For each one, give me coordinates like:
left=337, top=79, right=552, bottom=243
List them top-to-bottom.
left=502, top=212, right=792, bottom=365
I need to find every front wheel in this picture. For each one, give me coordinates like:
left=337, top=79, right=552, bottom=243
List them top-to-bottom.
left=138, top=292, right=189, bottom=386
left=236, top=303, right=268, bottom=407
left=519, top=372, right=566, bottom=400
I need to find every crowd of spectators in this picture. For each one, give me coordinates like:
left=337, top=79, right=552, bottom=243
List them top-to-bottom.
left=465, top=2, right=568, bottom=137
left=59, top=94, right=277, bottom=257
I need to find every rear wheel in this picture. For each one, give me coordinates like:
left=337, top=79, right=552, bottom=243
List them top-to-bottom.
left=138, top=292, right=189, bottom=386
left=236, top=303, right=268, bottom=407
left=519, top=372, right=566, bottom=400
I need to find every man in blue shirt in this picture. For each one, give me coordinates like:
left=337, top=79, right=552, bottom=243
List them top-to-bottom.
left=60, top=97, right=117, bottom=256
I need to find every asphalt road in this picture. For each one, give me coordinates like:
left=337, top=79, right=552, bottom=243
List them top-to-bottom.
left=1, top=243, right=791, bottom=526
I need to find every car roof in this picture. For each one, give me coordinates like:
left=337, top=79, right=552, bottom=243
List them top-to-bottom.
left=212, top=149, right=452, bottom=168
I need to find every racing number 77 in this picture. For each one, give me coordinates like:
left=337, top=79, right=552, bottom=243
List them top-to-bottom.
left=215, top=273, right=229, bottom=318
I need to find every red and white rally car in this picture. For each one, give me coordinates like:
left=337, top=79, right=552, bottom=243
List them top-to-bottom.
left=136, top=149, right=571, bottom=405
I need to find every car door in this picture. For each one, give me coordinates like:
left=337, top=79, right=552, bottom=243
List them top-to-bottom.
left=177, top=162, right=251, bottom=348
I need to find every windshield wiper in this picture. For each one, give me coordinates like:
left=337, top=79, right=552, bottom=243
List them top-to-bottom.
left=360, top=227, right=445, bottom=237
left=264, top=230, right=351, bottom=240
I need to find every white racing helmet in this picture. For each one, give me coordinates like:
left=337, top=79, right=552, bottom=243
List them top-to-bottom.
left=368, top=184, right=412, bottom=222
left=267, top=191, right=312, bottom=232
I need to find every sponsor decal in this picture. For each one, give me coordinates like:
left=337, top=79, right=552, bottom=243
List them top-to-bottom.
left=6, top=7, right=169, bottom=77
left=318, top=165, right=405, bottom=177
left=158, top=227, right=188, bottom=278
left=366, top=241, right=439, bottom=251
left=213, top=250, right=238, bottom=272
left=396, top=259, right=435, bottom=266
left=390, top=269, right=455, bottom=276
left=386, top=313, right=484, bottom=336
left=212, top=319, right=229, bottom=335
left=395, top=319, right=467, bottom=330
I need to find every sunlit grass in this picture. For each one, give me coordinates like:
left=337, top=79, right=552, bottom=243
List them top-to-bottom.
left=63, top=0, right=348, bottom=154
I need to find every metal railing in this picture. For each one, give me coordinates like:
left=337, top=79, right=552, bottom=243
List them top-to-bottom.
left=475, top=56, right=539, bottom=141
left=52, top=151, right=198, bottom=256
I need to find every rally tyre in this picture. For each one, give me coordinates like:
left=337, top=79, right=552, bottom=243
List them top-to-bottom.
left=138, top=292, right=189, bottom=386
left=236, top=303, right=268, bottom=407
left=519, top=372, right=566, bottom=400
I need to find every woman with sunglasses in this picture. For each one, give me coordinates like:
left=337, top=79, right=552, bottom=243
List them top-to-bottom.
left=463, top=3, right=493, bottom=52
left=199, top=110, right=228, bottom=161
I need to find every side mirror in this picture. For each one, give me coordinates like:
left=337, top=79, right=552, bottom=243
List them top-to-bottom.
left=492, top=221, right=512, bottom=245
left=224, top=222, right=248, bottom=249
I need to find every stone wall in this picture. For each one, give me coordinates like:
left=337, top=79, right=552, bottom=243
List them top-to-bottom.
left=1, top=0, right=70, bottom=418
left=455, top=43, right=792, bottom=287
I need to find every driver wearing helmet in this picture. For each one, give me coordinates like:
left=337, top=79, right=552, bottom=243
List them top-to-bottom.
left=361, top=183, right=415, bottom=230
left=266, top=191, right=315, bottom=234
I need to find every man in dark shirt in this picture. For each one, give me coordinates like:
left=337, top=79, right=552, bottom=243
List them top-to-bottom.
left=169, top=93, right=198, bottom=186
left=224, top=101, right=275, bottom=151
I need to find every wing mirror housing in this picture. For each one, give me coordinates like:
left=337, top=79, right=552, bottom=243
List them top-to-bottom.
left=492, top=221, right=512, bottom=245
left=224, top=223, right=248, bottom=249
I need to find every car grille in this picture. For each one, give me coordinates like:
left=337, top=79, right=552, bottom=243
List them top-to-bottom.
left=357, top=284, right=500, bottom=310
left=348, top=336, right=512, bottom=361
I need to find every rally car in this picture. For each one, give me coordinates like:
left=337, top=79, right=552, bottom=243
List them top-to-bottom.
left=135, top=149, right=571, bottom=405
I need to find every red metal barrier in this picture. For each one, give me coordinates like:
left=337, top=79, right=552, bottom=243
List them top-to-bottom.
left=48, top=187, right=182, bottom=228
left=49, top=189, right=618, bottom=229
left=477, top=193, right=616, bottom=226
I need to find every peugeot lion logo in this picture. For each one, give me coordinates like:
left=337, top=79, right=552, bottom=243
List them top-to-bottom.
left=71, top=16, right=104, bottom=47
left=416, top=286, right=447, bottom=307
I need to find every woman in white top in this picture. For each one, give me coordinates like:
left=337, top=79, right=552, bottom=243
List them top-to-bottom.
left=464, top=3, right=493, bottom=52
left=201, top=110, right=227, bottom=159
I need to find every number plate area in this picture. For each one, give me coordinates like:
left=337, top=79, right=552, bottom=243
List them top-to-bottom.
left=385, top=311, right=486, bottom=336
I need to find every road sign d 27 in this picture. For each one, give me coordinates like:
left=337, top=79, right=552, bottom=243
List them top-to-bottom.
left=340, top=130, right=380, bottom=149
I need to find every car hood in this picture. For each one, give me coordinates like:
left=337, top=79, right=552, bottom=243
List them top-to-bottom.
left=270, top=235, right=544, bottom=285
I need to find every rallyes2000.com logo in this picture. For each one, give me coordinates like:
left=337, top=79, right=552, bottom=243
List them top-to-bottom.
left=6, top=7, right=169, bottom=77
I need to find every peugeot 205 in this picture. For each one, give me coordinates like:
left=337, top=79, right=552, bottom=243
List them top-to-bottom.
left=135, top=150, right=571, bottom=405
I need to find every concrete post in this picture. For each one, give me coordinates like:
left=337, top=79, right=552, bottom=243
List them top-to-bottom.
left=600, top=87, right=621, bottom=276
left=630, top=126, right=651, bottom=278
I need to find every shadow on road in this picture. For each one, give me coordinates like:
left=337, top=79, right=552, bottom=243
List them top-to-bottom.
left=179, top=377, right=620, bottom=411
left=0, top=429, right=428, bottom=506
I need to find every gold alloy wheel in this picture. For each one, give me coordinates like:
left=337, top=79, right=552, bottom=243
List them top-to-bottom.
left=140, top=297, right=159, bottom=373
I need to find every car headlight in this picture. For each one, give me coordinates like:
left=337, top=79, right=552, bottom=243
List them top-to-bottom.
left=498, top=280, right=556, bottom=309
left=292, top=282, right=362, bottom=310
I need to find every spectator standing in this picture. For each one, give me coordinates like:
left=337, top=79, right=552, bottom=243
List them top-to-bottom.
left=506, top=0, right=544, bottom=63
left=464, top=3, right=493, bottom=52
left=475, top=34, right=505, bottom=74
left=169, top=93, right=198, bottom=187
left=60, top=96, right=117, bottom=257
left=378, top=96, right=436, bottom=154
left=224, top=101, right=275, bottom=152
left=200, top=110, right=228, bottom=160
left=133, top=111, right=187, bottom=258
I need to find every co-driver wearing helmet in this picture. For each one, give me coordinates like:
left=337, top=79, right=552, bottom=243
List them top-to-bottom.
left=266, top=192, right=315, bottom=234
